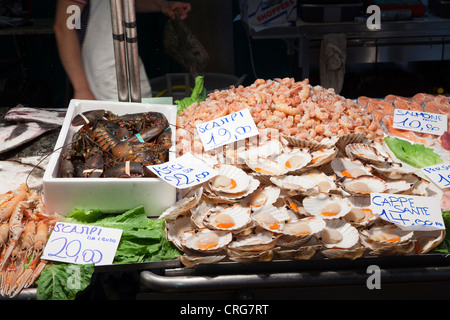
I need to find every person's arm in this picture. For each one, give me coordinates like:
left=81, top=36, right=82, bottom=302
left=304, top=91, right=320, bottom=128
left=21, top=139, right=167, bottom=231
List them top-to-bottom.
left=54, top=0, right=96, bottom=100
left=135, top=0, right=191, bottom=20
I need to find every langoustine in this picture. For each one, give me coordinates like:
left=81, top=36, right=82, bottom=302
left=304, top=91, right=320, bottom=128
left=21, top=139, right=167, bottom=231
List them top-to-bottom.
left=0, top=184, right=57, bottom=298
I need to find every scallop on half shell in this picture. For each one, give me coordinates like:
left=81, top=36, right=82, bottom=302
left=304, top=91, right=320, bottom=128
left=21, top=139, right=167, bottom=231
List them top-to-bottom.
left=345, top=143, right=390, bottom=165
left=276, top=148, right=312, bottom=174
left=331, top=157, right=373, bottom=179
left=209, top=164, right=251, bottom=194
left=337, top=175, right=387, bottom=195
left=302, top=194, right=352, bottom=219
left=202, top=204, right=252, bottom=232
left=251, top=205, right=291, bottom=233
left=319, top=218, right=360, bottom=249
left=360, top=222, right=415, bottom=255
left=181, top=228, right=233, bottom=253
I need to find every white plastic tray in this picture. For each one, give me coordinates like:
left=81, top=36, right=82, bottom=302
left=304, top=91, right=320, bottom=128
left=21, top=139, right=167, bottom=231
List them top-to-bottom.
left=43, top=99, right=177, bottom=217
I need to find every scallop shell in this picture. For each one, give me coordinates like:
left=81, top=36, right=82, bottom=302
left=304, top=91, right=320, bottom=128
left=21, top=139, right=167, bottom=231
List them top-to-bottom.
left=335, top=132, right=366, bottom=150
left=282, top=135, right=323, bottom=151
left=243, top=139, right=286, bottom=160
left=345, top=143, right=390, bottom=165
left=307, top=147, right=338, bottom=168
left=276, top=148, right=312, bottom=174
left=246, top=157, right=286, bottom=176
left=330, top=157, right=373, bottom=178
left=370, top=162, right=417, bottom=180
left=209, top=164, right=250, bottom=194
left=270, top=171, right=337, bottom=195
left=203, top=174, right=260, bottom=203
left=337, top=175, right=387, bottom=195
left=408, top=175, right=431, bottom=197
left=385, top=179, right=415, bottom=194
left=242, top=186, right=281, bottom=208
left=158, top=187, right=202, bottom=220
left=302, top=194, right=352, bottom=219
left=283, top=196, right=309, bottom=217
left=345, top=196, right=378, bottom=227
left=190, top=201, right=218, bottom=228
left=202, top=204, right=252, bottom=232
left=251, top=205, right=291, bottom=233
left=165, top=215, right=196, bottom=250
left=282, top=216, right=326, bottom=237
left=319, top=218, right=360, bottom=249
left=360, top=222, right=414, bottom=246
left=360, top=222, right=415, bottom=255
left=181, top=228, right=233, bottom=252
left=227, top=228, right=279, bottom=252
left=412, top=230, right=446, bottom=254
left=275, top=237, right=322, bottom=260
left=320, top=245, right=366, bottom=260
left=226, top=247, right=275, bottom=263
left=179, top=254, right=227, bottom=267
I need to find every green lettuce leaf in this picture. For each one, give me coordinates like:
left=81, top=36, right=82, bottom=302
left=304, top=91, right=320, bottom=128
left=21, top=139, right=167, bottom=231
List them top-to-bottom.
left=175, top=75, right=206, bottom=115
left=384, top=137, right=442, bottom=168
left=36, top=206, right=181, bottom=299
left=431, top=210, right=450, bottom=254
left=36, top=263, right=94, bottom=300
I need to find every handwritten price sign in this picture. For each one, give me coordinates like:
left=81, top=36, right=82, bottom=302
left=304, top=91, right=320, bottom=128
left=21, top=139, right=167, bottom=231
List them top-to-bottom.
left=196, top=109, right=259, bottom=151
left=393, top=109, right=447, bottom=136
left=148, top=152, right=218, bottom=189
left=422, top=162, right=450, bottom=189
left=369, top=193, right=444, bottom=231
left=42, top=222, right=123, bottom=266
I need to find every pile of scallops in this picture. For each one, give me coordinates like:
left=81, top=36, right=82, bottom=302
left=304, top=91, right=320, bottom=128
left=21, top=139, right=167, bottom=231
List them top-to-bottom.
left=160, top=133, right=445, bottom=267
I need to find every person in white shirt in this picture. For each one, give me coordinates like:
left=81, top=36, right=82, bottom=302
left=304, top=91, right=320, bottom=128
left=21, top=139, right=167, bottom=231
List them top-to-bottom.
left=54, top=0, right=191, bottom=101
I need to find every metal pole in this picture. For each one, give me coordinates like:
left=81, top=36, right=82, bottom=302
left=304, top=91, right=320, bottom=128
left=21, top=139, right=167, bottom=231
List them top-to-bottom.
left=110, top=0, right=129, bottom=102
left=123, top=0, right=142, bottom=102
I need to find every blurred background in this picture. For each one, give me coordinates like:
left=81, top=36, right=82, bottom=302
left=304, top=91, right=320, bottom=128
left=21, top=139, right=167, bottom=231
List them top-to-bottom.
left=1, top=0, right=450, bottom=109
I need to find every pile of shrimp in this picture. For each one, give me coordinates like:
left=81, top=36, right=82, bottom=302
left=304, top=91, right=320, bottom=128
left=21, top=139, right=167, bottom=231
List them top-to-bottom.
left=176, top=78, right=385, bottom=156
left=0, top=184, right=57, bottom=298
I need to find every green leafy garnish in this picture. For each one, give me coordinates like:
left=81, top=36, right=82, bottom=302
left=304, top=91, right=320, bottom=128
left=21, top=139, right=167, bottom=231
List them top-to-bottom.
left=175, top=75, right=206, bottom=115
left=384, top=137, right=442, bottom=168
left=36, top=206, right=181, bottom=300
left=432, top=210, right=450, bottom=254
left=36, top=263, right=94, bottom=300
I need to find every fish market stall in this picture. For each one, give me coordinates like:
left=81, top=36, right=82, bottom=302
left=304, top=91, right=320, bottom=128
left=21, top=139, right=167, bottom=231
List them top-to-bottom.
left=0, top=78, right=449, bottom=299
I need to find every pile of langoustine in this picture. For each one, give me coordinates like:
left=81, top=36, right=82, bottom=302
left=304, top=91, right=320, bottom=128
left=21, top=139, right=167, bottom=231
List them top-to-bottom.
left=176, top=78, right=450, bottom=156
left=0, top=184, right=57, bottom=298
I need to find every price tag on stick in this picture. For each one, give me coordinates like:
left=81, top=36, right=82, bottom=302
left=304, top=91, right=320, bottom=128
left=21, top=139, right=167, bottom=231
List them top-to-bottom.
left=196, top=108, right=259, bottom=152
left=393, top=109, right=447, bottom=136
left=148, top=152, right=218, bottom=189
left=369, top=193, right=444, bottom=231
left=42, top=222, right=123, bottom=266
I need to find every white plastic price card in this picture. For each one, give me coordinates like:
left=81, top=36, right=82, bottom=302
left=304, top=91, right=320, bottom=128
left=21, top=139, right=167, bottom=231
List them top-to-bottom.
left=196, top=108, right=259, bottom=151
left=393, top=109, right=447, bottom=136
left=148, top=152, right=218, bottom=189
left=421, top=162, right=450, bottom=189
left=369, top=193, right=444, bottom=231
left=42, top=222, right=123, bottom=265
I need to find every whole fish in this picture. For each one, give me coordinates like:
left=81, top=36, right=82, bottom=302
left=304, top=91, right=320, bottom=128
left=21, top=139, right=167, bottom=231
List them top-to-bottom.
left=4, top=105, right=66, bottom=126
left=0, top=122, right=59, bottom=155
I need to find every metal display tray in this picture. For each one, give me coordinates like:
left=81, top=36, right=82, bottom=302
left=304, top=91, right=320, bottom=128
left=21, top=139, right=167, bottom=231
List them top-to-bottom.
left=139, top=254, right=450, bottom=297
